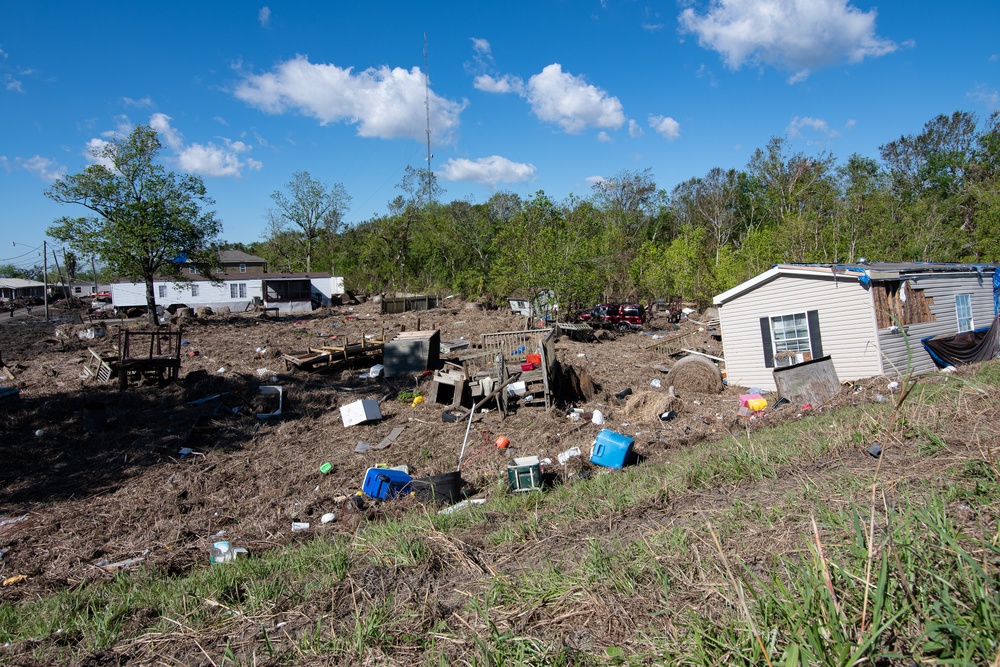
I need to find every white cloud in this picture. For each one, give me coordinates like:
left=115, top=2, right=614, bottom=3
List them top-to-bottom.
left=679, top=0, right=897, bottom=80
left=258, top=6, right=271, bottom=27
left=471, top=38, right=491, bottom=57
left=234, top=55, right=466, bottom=144
left=525, top=64, right=625, bottom=134
left=474, top=73, right=525, bottom=95
left=4, top=74, right=23, bottom=92
left=968, top=85, right=1000, bottom=111
left=123, top=96, right=153, bottom=108
left=143, top=113, right=263, bottom=177
left=649, top=115, right=680, bottom=140
left=787, top=115, right=839, bottom=139
left=845, top=118, right=857, bottom=129
left=628, top=119, right=643, bottom=137
left=597, top=131, right=611, bottom=142
left=18, top=155, right=66, bottom=182
left=439, top=155, right=536, bottom=186
left=0, top=156, right=10, bottom=173
left=585, top=175, right=605, bottom=186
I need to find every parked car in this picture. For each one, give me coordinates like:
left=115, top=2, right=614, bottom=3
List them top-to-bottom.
left=575, top=303, right=646, bottom=331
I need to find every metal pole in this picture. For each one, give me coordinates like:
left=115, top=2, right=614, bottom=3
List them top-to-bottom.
left=42, top=240, right=49, bottom=321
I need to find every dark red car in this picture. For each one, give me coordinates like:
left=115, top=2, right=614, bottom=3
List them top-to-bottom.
left=576, top=303, right=646, bottom=331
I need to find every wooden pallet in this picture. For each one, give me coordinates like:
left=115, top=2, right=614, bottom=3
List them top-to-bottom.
left=282, top=331, right=386, bottom=371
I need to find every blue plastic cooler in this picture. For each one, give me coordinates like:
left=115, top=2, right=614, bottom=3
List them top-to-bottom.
left=590, top=429, right=634, bottom=469
left=362, top=468, right=413, bottom=500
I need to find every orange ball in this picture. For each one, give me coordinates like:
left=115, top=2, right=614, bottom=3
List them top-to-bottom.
left=494, top=436, right=510, bottom=449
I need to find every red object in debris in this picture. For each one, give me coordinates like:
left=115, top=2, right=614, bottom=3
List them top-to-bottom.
left=188, top=350, right=199, bottom=357
left=526, top=353, right=542, bottom=365
left=521, top=362, right=535, bottom=371
left=801, top=403, right=812, bottom=411
left=495, top=436, right=510, bottom=449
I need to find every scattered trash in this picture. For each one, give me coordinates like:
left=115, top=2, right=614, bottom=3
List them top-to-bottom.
left=369, top=364, right=384, bottom=378
left=217, top=367, right=226, bottom=374
left=650, top=379, right=661, bottom=388
left=887, top=381, right=899, bottom=391
left=256, top=385, right=283, bottom=419
left=615, top=387, right=633, bottom=400
left=875, top=394, right=886, bottom=403
left=410, top=395, right=424, bottom=408
left=341, top=399, right=382, bottom=427
left=591, top=409, right=605, bottom=425
left=659, top=410, right=677, bottom=421
left=373, top=426, right=406, bottom=450
left=34, top=429, right=43, bottom=437
left=590, top=429, right=634, bottom=469
left=495, top=435, right=510, bottom=449
left=354, top=441, right=371, bottom=453
left=866, top=443, right=883, bottom=458
left=557, top=446, right=582, bottom=464
left=179, top=448, right=193, bottom=459
left=508, top=456, right=543, bottom=492
left=319, top=462, right=333, bottom=474
left=362, top=467, right=413, bottom=500
left=438, top=498, right=486, bottom=515
left=321, top=513, right=337, bottom=524
left=291, top=522, right=310, bottom=532
left=210, top=541, right=247, bottom=565
left=97, top=557, right=145, bottom=572
left=3, top=574, right=28, bottom=587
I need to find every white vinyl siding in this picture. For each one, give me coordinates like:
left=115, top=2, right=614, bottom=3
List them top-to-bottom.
left=717, top=272, right=881, bottom=391
left=956, top=294, right=973, bottom=332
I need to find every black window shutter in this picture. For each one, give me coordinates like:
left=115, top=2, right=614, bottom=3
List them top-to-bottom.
left=807, top=310, right=823, bottom=358
left=760, top=317, right=774, bottom=368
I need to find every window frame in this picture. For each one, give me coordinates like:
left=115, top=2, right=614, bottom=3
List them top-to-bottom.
left=239, top=263, right=247, bottom=273
left=158, top=284, right=166, bottom=298
left=955, top=294, right=974, bottom=332
left=760, top=309, right=823, bottom=369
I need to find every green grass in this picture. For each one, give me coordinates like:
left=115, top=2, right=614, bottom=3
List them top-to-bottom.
left=4, top=364, right=1000, bottom=664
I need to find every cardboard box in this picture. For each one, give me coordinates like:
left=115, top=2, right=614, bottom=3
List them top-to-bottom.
left=340, top=399, right=382, bottom=427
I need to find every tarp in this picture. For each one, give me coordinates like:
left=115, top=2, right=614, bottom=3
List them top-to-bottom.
left=921, top=315, right=1000, bottom=368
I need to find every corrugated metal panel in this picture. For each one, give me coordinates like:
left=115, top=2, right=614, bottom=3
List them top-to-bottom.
left=878, top=273, right=996, bottom=373
left=718, top=274, right=881, bottom=391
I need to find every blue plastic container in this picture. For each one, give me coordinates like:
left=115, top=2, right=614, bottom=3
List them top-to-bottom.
left=590, top=429, right=634, bottom=469
left=362, top=468, right=413, bottom=500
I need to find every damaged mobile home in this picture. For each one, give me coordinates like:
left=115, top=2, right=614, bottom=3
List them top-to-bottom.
left=713, top=262, right=1000, bottom=391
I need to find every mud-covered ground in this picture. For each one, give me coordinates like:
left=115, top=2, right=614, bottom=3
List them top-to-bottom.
left=0, top=298, right=892, bottom=605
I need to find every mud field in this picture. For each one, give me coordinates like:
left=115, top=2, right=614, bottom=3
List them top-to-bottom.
left=0, top=299, right=889, bottom=606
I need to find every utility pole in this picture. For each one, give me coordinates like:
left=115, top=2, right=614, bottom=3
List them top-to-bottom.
left=42, top=240, right=49, bottom=321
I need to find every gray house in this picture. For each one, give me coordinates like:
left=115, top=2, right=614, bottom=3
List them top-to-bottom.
left=713, top=262, right=999, bottom=391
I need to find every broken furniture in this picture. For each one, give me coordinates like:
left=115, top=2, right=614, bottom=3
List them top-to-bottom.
left=555, top=322, right=595, bottom=342
left=483, top=327, right=557, bottom=415
left=118, top=328, right=182, bottom=390
left=383, top=329, right=440, bottom=377
left=282, top=330, right=386, bottom=372
left=84, top=347, right=118, bottom=383
left=340, top=399, right=382, bottom=426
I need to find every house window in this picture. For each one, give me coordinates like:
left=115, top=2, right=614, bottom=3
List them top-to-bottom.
left=239, top=263, right=247, bottom=273
left=189, top=267, right=198, bottom=275
left=230, top=283, right=247, bottom=299
left=191, top=284, right=199, bottom=297
left=158, top=285, right=166, bottom=298
left=956, top=294, right=974, bottom=332
left=760, top=310, right=823, bottom=368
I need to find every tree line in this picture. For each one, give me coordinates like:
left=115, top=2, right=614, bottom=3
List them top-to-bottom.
left=42, top=109, right=1000, bottom=324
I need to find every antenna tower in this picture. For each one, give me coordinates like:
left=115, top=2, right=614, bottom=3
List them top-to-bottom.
left=423, top=33, right=432, bottom=194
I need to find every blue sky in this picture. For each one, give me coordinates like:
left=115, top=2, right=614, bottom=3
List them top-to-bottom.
left=1, top=1, right=998, bottom=270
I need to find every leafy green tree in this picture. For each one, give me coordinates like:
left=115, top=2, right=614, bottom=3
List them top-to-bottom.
left=46, top=125, right=222, bottom=325
left=267, top=171, right=351, bottom=273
